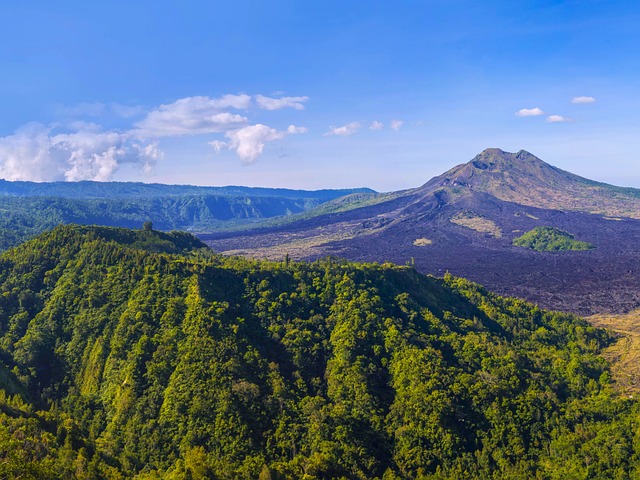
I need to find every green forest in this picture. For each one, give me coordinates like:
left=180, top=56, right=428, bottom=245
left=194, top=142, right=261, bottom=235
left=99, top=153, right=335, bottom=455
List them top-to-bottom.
left=0, top=225, right=638, bottom=479
left=512, top=226, right=594, bottom=251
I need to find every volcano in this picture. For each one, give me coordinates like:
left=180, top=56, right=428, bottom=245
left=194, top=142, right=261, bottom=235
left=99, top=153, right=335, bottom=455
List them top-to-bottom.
left=201, top=149, right=640, bottom=315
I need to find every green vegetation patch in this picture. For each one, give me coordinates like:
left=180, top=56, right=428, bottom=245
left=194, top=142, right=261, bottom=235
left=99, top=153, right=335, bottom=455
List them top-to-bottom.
left=513, top=226, right=594, bottom=251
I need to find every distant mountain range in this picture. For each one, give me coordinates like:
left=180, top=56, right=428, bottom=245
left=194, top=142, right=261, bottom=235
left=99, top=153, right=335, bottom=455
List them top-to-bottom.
left=202, top=149, right=640, bottom=315
left=0, top=178, right=374, bottom=200
left=0, top=180, right=374, bottom=250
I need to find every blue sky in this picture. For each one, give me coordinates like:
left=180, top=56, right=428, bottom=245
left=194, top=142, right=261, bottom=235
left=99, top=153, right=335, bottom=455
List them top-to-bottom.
left=0, top=0, right=639, bottom=191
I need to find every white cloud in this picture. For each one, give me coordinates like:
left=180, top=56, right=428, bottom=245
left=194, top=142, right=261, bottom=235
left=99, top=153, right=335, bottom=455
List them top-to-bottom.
left=2, top=92, right=312, bottom=180
left=211, top=93, right=253, bottom=109
left=133, top=95, right=250, bottom=137
left=255, top=95, right=309, bottom=110
left=571, top=96, right=596, bottom=104
left=515, top=107, right=545, bottom=117
left=546, top=114, right=574, bottom=123
left=390, top=119, right=404, bottom=131
left=370, top=121, right=384, bottom=130
left=325, top=122, right=361, bottom=136
left=0, top=123, right=159, bottom=182
left=0, top=123, right=61, bottom=182
left=210, top=124, right=307, bottom=164
left=286, top=125, right=308, bottom=134
left=209, top=140, right=226, bottom=153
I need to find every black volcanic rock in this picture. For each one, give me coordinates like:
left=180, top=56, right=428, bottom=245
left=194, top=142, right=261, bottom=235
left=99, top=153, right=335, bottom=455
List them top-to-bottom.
left=201, top=149, right=640, bottom=315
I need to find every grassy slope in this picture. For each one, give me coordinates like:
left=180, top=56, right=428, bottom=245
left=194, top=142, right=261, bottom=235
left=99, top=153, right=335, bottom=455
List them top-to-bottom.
left=588, top=310, right=640, bottom=396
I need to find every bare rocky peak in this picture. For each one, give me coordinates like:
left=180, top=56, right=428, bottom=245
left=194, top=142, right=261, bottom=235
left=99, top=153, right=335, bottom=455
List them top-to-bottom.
left=416, top=148, right=640, bottom=218
left=432, top=148, right=576, bottom=188
left=470, top=148, right=539, bottom=169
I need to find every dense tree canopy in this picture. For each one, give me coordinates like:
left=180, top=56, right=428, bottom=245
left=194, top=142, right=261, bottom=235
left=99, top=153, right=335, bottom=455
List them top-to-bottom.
left=0, top=225, right=637, bottom=479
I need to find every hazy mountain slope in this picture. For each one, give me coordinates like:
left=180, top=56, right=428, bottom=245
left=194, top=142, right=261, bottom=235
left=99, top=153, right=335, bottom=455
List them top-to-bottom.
left=202, top=149, right=640, bottom=315
left=0, top=178, right=374, bottom=200
left=0, top=181, right=375, bottom=250
left=0, top=225, right=638, bottom=478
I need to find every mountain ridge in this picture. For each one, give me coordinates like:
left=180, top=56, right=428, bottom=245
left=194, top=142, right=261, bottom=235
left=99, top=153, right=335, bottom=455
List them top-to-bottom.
left=418, top=148, right=640, bottom=218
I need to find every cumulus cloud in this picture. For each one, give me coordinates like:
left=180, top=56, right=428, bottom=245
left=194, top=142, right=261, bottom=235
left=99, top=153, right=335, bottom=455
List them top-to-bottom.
left=1, top=92, right=311, bottom=180
left=133, top=95, right=251, bottom=138
left=255, top=95, right=309, bottom=110
left=571, top=96, right=596, bottom=104
left=515, top=107, right=545, bottom=117
left=546, top=115, right=574, bottom=123
left=390, top=119, right=404, bottom=131
left=370, top=121, right=384, bottom=130
left=325, top=122, right=361, bottom=136
left=0, top=123, right=160, bottom=182
left=0, top=123, right=60, bottom=182
left=210, top=124, right=307, bottom=164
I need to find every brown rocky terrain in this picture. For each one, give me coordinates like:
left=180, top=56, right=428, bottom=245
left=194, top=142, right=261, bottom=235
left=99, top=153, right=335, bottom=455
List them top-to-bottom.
left=201, top=149, right=640, bottom=315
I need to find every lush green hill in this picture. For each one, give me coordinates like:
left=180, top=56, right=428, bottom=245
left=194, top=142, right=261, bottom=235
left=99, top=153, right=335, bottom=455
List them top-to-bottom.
left=0, top=225, right=638, bottom=478
left=513, top=226, right=594, bottom=251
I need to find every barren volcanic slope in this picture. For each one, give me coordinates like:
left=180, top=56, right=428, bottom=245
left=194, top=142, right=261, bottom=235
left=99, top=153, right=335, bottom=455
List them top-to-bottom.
left=202, top=149, right=640, bottom=315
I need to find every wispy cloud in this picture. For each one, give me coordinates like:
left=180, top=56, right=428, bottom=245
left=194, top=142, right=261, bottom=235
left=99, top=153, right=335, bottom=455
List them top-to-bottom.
left=255, top=95, right=309, bottom=110
left=571, top=96, right=596, bottom=104
left=58, top=102, right=147, bottom=119
left=110, top=103, right=146, bottom=118
left=515, top=107, right=545, bottom=117
left=546, top=114, right=574, bottom=123
left=390, top=119, right=404, bottom=131
left=370, top=121, right=384, bottom=130
left=325, top=122, right=361, bottom=136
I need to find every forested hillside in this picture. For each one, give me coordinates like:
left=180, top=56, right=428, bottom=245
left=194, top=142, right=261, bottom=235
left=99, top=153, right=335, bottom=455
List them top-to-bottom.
left=0, top=225, right=638, bottom=479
